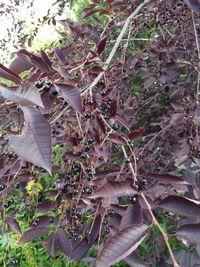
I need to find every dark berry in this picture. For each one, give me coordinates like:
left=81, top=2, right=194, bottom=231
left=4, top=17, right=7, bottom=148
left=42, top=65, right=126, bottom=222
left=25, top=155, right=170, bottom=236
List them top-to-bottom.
left=34, top=80, right=43, bottom=89
left=46, top=80, right=53, bottom=86
left=98, top=80, right=105, bottom=86
left=43, top=84, right=51, bottom=91
left=52, top=89, right=58, bottom=96
left=100, top=89, right=107, bottom=96
left=87, top=97, right=94, bottom=105
left=84, top=112, right=91, bottom=119
left=112, top=123, right=119, bottom=130
left=86, top=139, right=93, bottom=145
left=84, top=144, right=91, bottom=152
left=80, top=153, right=87, bottom=160
left=125, top=157, right=131, bottom=164
left=138, top=179, right=147, bottom=190
left=15, top=183, right=20, bottom=189
left=52, top=183, right=57, bottom=189
left=0, top=184, right=5, bottom=191
left=83, top=186, right=93, bottom=195
left=73, top=188, right=79, bottom=196
left=129, top=195, right=137, bottom=204
left=8, top=198, right=14, bottom=205
left=91, top=198, right=97, bottom=204
left=3, top=203, right=9, bottom=209
left=53, top=208, right=57, bottom=212
left=108, top=209, right=115, bottom=217
left=72, top=214, right=78, bottom=221
left=35, top=218, right=40, bottom=223
left=49, top=218, right=54, bottom=223
left=103, top=219, right=108, bottom=225
left=32, top=222, right=38, bottom=227
left=105, top=227, right=110, bottom=235
left=10, top=259, right=19, bottom=265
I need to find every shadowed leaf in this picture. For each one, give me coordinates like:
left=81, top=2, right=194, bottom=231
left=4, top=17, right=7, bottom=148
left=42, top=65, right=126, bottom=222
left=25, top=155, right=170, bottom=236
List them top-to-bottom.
left=98, top=36, right=107, bottom=55
left=9, top=54, right=33, bottom=74
left=0, top=63, right=21, bottom=84
left=0, top=82, right=44, bottom=107
left=55, top=84, right=83, bottom=114
left=9, top=106, right=52, bottom=174
left=128, top=127, right=145, bottom=140
left=108, top=133, right=127, bottom=145
left=147, top=173, right=186, bottom=184
left=92, top=180, right=138, bottom=198
left=159, top=196, right=200, bottom=217
left=37, top=201, right=57, bottom=212
left=120, top=201, right=143, bottom=230
left=88, top=214, right=102, bottom=245
left=6, top=217, right=21, bottom=235
left=96, top=224, right=149, bottom=267
left=177, top=224, right=200, bottom=244
left=19, top=227, right=48, bottom=243
left=55, top=229, right=72, bottom=256
left=44, top=233, right=57, bottom=258
left=70, top=238, right=91, bottom=261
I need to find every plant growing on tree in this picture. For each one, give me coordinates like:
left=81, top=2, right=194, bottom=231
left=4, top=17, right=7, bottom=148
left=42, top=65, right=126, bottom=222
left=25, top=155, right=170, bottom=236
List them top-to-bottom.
left=0, top=0, right=200, bottom=266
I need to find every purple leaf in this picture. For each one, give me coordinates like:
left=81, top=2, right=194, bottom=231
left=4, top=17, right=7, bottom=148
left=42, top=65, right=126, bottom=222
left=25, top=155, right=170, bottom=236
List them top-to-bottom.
left=183, top=0, right=200, bottom=13
left=80, top=7, right=99, bottom=19
left=97, top=36, right=107, bottom=55
left=40, top=50, right=52, bottom=68
left=9, top=54, right=33, bottom=74
left=0, top=63, right=21, bottom=84
left=0, top=82, right=44, bottom=107
left=55, top=84, right=83, bottom=114
left=109, top=99, right=117, bottom=118
left=9, top=106, right=52, bottom=174
left=128, top=127, right=145, bottom=140
left=108, top=133, right=127, bottom=145
left=146, top=173, right=186, bottom=184
left=91, top=180, right=138, bottom=198
left=159, top=196, right=200, bottom=217
left=37, top=201, right=57, bottom=212
left=120, top=201, right=143, bottom=230
left=88, top=214, right=102, bottom=245
left=30, top=216, right=55, bottom=227
left=6, top=217, right=21, bottom=235
left=96, top=224, right=149, bottom=267
left=177, top=224, right=200, bottom=244
left=19, top=227, right=48, bottom=243
left=55, top=229, right=72, bottom=256
left=44, top=233, right=57, bottom=258
left=70, top=238, right=91, bottom=261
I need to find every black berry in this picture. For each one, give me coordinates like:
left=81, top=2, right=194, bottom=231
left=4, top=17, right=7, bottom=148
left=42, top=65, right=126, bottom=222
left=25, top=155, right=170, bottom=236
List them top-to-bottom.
left=34, top=80, right=43, bottom=89
left=46, top=80, right=53, bottom=86
left=43, top=84, right=51, bottom=91
left=52, top=89, right=58, bottom=96
left=100, top=89, right=107, bottom=96
left=87, top=97, right=94, bottom=105
left=84, top=112, right=91, bottom=119
left=112, top=123, right=119, bottom=130
left=0, top=184, right=5, bottom=191
left=83, top=186, right=93, bottom=195
left=129, top=195, right=137, bottom=204
left=108, top=209, right=115, bottom=217
left=50, top=218, right=54, bottom=223
left=105, top=227, right=110, bottom=235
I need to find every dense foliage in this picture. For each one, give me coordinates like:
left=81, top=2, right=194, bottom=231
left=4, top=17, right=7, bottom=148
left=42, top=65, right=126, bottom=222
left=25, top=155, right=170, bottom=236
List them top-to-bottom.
left=0, top=0, right=200, bottom=266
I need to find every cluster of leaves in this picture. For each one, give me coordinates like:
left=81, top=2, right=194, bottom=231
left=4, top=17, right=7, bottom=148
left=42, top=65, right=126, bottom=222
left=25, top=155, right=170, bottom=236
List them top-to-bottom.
left=1, top=0, right=200, bottom=266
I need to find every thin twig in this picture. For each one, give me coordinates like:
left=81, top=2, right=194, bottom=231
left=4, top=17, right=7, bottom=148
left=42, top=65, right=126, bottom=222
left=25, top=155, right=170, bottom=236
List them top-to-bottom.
left=141, top=193, right=180, bottom=267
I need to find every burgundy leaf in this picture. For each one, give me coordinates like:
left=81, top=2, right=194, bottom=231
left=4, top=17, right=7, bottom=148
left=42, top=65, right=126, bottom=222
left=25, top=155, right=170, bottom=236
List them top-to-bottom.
left=183, top=0, right=200, bottom=13
left=80, top=7, right=99, bottom=19
left=97, top=36, right=107, bottom=55
left=54, top=48, right=67, bottom=65
left=18, top=49, right=50, bottom=73
left=40, top=50, right=52, bottom=68
left=9, top=54, right=33, bottom=74
left=0, top=63, right=21, bottom=84
left=0, top=82, right=44, bottom=107
left=55, top=84, right=83, bottom=114
left=41, top=87, right=57, bottom=113
left=109, top=99, right=117, bottom=118
left=9, top=106, right=52, bottom=174
left=128, top=127, right=145, bottom=140
left=108, top=133, right=127, bottom=145
left=146, top=173, right=186, bottom=184
left=92, top=180, right=138, bottom=198
left=159, top=196, right=200, bottom=217
left=37, top=201, right=57, bottom=212
left=120, top=201, right=143, bottom=230
left=88, top=214, right=102, bottom=245
left=31, top=216, right=55, bottom=227
left=6, top=217, right=21, bottom=235
left=96, top=224, right=149, bottom=267
left=176, top=224, right=200, bottom=244
left=19, top=227, right=48, bottom=243
left=55, top=229, right=72, bottom=256
left=44, top=233, right=57, bottom=258
left=70, top=238, right=91, bottom=261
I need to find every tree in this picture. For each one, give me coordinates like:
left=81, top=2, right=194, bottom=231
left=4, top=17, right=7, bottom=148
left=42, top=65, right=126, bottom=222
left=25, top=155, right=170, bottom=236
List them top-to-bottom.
left=0, top=0, right=200, bottom=266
